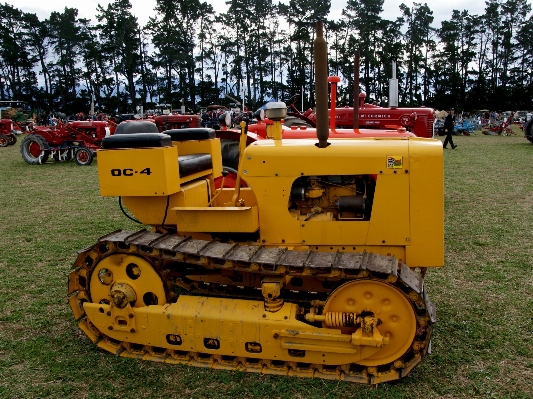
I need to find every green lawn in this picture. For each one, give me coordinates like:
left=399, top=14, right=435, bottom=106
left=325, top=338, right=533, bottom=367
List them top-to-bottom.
left=0, top=132, right=532, bottom=398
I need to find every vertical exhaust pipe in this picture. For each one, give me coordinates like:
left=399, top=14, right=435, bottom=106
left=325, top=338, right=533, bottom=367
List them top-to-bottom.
left=314, top=21, right=329, bottom=148
left=353, top=51, right=360, bottom=129
left=389, top=60, right=398, bottom=109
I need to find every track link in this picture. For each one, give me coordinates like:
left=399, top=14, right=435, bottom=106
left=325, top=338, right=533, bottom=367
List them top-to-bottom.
left=68, top=229, right=436, bottom=384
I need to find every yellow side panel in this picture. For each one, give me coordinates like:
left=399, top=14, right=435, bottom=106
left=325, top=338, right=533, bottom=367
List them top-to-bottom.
left=242, top=139, right=410, bottom=177
left=406, top=139, right=444, bottom=267
left=98, top=146, right=179, bottom=196
left=366, top=174, right=410, bottom=246
left=244, top=176, right=303, bottom=245
left=122, top=180, right=209, bottom=225
left=174, top=206, right=259, bottom=232
left=301, top=221, right=369, bottom=246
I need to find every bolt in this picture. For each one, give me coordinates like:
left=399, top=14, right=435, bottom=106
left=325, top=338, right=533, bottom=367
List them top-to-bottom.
left=247, top=155, right=251, bottom=160
left=405, top=170, right=409, bottom=174
left=106, top=311, right=111, bottom=316
left=129, top=313, right=134, bottom=318
left=262, top=314, right=266, bottom=318
left=284, top=316, right=288, bottom=320
left=108, top=326, right=113, bottom=330
left=130, top=328, right=136, bottom=333
left=273, top=333, right=279, bottom=339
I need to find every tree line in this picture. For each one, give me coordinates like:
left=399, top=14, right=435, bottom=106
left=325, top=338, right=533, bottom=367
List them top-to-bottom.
left=0, top=0, right=532, bottom=115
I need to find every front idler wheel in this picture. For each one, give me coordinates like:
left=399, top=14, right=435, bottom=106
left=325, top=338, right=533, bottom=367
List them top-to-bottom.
left=7, top=134, right=17, bottom=145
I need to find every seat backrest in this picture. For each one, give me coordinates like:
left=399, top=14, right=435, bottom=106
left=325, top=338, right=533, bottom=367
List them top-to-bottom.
left=115, top=121, right=159, bottom=135
left=164, top=128, right=216, bottom=141
left=102, top=133, right=172, bottom=149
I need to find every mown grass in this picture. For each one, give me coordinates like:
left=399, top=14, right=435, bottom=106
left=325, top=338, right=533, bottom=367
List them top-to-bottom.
left=0, top=131, right=532, bottom=399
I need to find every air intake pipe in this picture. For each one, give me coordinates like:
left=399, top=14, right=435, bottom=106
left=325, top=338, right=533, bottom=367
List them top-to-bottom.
left=389, top=60, right=398, bottom=109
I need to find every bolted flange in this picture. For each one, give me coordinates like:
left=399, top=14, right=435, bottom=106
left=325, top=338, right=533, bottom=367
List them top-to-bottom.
left=110, top=282, right=137, bottom=309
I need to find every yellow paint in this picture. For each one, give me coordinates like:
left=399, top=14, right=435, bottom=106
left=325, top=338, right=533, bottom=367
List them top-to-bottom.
left=97, top=136, right=443, bottom=267
left=97, top=138, right=222, bottom=197
left=98, top=146, right=180, bottom=196
left=122, top=179, right=209, bottom=225
left=174, top=206, right=259, bottom=233
left=88, top=254, right=167, bottom=309
left=322, top=280, right=416, bottom=366
left=84, top=295, right=385, bottom=365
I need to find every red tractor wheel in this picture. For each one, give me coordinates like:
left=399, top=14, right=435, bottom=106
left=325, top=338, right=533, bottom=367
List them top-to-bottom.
left=0, top=134, right=9, bottom=147
left=7, top=134, right=17, bottom=145
left=20, top=135, right=50, bottom=164
left=74, top=148, right=94, bottom=166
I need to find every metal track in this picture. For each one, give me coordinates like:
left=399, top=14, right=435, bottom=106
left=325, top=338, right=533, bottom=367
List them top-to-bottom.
left=68, top=229, right=436, bottom=384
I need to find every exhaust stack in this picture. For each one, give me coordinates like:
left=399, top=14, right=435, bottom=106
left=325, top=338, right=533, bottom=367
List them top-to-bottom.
left=314, top=21, right=329, bottom=148
left=389, top=60, right=398, bottom=109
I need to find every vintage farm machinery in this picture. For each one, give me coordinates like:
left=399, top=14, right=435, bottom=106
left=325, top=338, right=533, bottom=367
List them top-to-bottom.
left=68, top=22, right=442, bottom=384
left=283, top=61, right=435, bottom=138
left=154, top=114, right=201, bottom=132
left=0, top=119, right=19, bottom=147
left=523, top=119, right=533, bottom=143
left=20, top=121, right=110, bottom=166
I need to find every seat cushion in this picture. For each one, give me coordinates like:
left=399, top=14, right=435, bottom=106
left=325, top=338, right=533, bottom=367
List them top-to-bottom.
left=115, top=121, right=159, bottom=134
left=165, top=128, right=216, bottom=141
left=102, top=133, right=172, bottom=149
left=178, top=153, right=212, bottom=177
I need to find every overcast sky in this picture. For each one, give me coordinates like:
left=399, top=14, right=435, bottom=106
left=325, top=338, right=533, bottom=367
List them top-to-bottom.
left=7, top=0, right=488, bottom=29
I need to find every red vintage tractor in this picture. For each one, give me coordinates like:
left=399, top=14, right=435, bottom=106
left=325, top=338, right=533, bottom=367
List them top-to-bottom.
left=283, top=60, right=435, bottom=138
left=285, top=93, right=435, bottom=138
left=153, top=114, right=201, bottom=132
left=0, top=119, right=18, bottom=147
left=20, top=121, right=111, bottom=165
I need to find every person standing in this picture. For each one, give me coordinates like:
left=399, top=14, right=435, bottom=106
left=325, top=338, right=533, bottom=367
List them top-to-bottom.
left=443, top=108, right=457, bottom=149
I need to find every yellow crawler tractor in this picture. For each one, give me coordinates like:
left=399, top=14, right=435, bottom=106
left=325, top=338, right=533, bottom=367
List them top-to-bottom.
left=68, top=23, right=443, bottom=384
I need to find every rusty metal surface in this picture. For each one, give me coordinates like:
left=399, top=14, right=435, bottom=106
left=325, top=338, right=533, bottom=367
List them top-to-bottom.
left=150, top=235, right=187, bottom=251
left=175, top=239, right=211, bottom=255
left=199, top=242, right=236, bottom=259
left=225, top=245, right=261, bottom=262
left=250, top=247, right=286, bottom=266
left=305, top=251, right=337, bottom=268
left=365, top=253, right=398, bottom=276
left=399, top=263, right=423, bottom=293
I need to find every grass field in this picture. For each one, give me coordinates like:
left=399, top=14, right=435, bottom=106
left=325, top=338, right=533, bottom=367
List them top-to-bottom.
left=0, top=131, right=532, bottom=399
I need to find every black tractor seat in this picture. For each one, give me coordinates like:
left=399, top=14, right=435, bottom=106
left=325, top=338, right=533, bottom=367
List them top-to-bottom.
left=114, top=121, right=159, bottom=134
left=164, top=128, right=216, bottom=141
left=101, top=133, right=213, bottom=178
left=102, top=133, right=171, bottom=149
left=178, top=154, right=212, bottom=177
